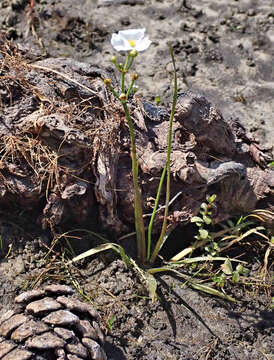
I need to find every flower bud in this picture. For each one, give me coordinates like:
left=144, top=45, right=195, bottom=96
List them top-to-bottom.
left=129, top=49, right=138, bottom=57
left=110, top=56, right=117, bottom=64
left=130, top=73, right=138, bottom=80
left=104, top=78, right=112, bottom=86
left=132, top=86, right=139, bottom=94
left=119, top=93, right=127, bottom=102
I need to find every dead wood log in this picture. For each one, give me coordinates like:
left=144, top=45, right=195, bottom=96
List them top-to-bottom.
left=0, top=42, right=273, bottom=239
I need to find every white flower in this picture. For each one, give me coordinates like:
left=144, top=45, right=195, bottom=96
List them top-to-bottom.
left=111, top=28, right=151, bottom=52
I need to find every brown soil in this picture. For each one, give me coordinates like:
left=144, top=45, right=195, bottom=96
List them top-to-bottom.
left=0, top=1, right=273, bottom=359
left=0, top=237, right=273, bottom=360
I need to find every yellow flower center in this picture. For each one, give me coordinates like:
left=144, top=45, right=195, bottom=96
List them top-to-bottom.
left=128, top=40, right=136, bottom=47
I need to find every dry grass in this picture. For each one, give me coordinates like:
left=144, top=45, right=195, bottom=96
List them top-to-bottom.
left=0, top=38, right=123, bottom=205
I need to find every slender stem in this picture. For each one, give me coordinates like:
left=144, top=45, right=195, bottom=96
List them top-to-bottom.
left=149, top=47, right=178, bottom=264
left=107, top=51, right=146, bottom=262
left=121, top=54, right=130, bottom=93
left=126, top=56, right=134, bottom=71
left=121, top=72, right=125, bottom=94
left=126, top=79, right=135, bottom=99
left=107, top=84, right=120, bottom=100
left=122, top=101, right=146, bottom=262
left=146, top=164, right=167, bottom=260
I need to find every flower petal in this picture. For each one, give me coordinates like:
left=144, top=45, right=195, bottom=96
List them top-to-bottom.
left=111, top=28, right=151, bottom=52
left=118, top=28, right=146, bottom=41
left=111, top=33, right=132, bottom=51
left=135, top=36, right=152, bottom=52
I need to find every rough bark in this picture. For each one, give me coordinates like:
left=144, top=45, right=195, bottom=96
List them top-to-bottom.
left=0, top=41, right=273, bottom=238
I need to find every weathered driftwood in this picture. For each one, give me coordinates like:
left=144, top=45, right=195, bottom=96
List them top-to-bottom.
left=0, top=42, right=273, bottom=238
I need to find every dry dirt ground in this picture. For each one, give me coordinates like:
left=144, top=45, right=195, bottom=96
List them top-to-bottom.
left=0, top=0, right=273, bottom=359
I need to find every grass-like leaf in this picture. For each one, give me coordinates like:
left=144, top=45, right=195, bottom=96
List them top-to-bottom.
left=149, top=46, right=178, bottom=264
left=190, top=283, right=237, bottom=302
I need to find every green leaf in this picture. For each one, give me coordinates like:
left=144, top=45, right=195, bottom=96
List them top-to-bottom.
left=155, top=96, right=161, bottom=105
left=268, top=161, right=274, bottom=167
left=207, top=194, right=216, bottom=204
left=200, top=203, right=208, bottom=211
left=203, top=215, right=212, bottom=225
left=191, top=216, right=204, bottom=223
left=236, top=216, right=244, bottom=225
left=226, top=219, right=234, bottom=227
left=199, top=229, right=209, bottom=239
left=68, top=242, right=132, bottom=268
left=68, top=243, right=114, bottom=263
left=118, top=245, right=133, bottom=268
left=169, top=255, right=246, bottom=265
left=221, top=258, right=233, bottom=275
left=236, top=264, right=243, bottom=273
left=148, top=266, right=237, bottom=302
left=242, top=267, right=250, bottom=276
left=232, top=271, right=240, bottom=283
left=144, top=272, right=157, bottom=302
left=213, top=273, right=226, bottom=287
left=190, top=282, right=236, bottom=302
left=107, top=315, right=116, bottom=331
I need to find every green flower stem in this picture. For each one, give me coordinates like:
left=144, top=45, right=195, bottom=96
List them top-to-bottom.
left=149, top=47, right=178, bottom=264
left=121, top=54, right=130, bottom=93
left=126, top=56, right=134, bottom=71
left=114, top=63, right=122, bottom=72
left=121, top=73, right=125, bottom=94
left=126, top=79, right=135, bottom=98
left=106, top=84, right=120, bottom=100
left=122, top=101, right=146, bottom=262
left=146, top=164, right=167, bottom=260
